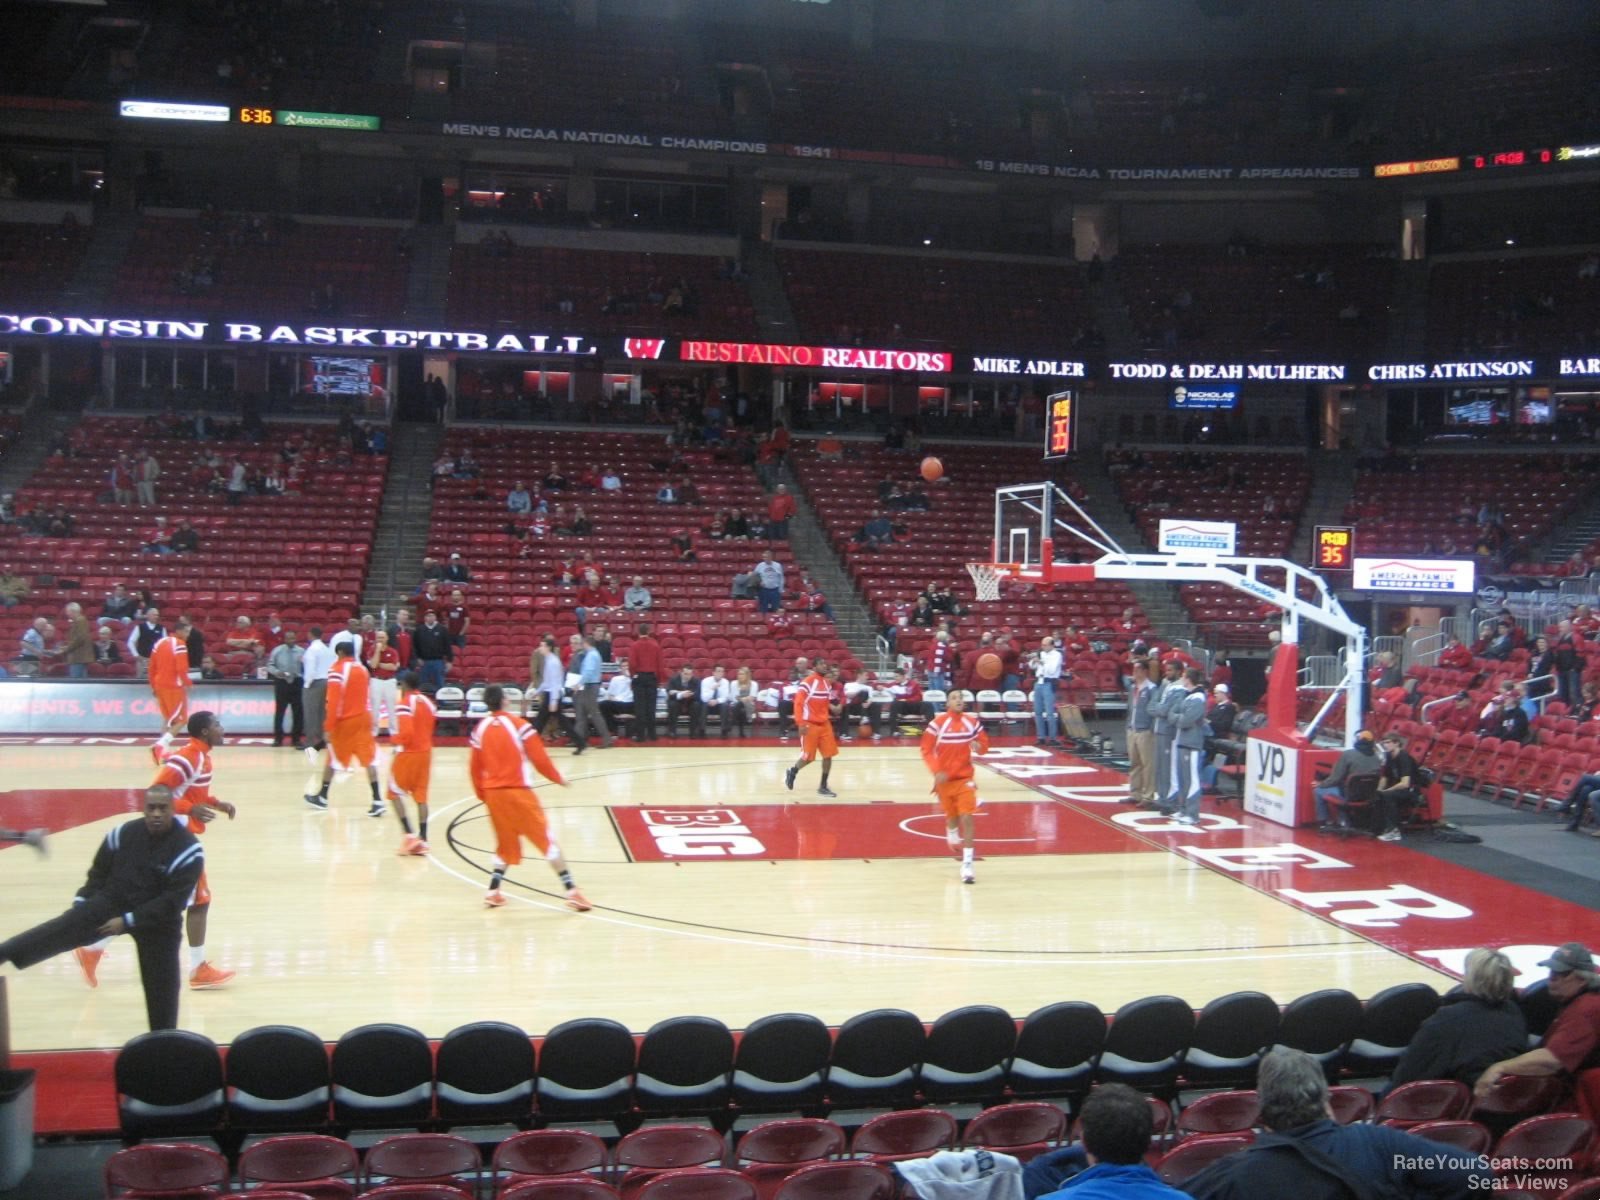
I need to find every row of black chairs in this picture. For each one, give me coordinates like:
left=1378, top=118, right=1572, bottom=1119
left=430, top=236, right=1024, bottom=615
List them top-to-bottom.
left=116, top=982, right=1553, bottom=1146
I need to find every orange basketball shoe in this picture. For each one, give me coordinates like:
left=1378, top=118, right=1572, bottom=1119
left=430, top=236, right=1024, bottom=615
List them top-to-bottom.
left=398, top=835, right=428, bottom=856
left=565, top=887, right=593, bottom=912
left=483, top=890, right=507, bottom=908
left=188, top=962, right=235, bottom=989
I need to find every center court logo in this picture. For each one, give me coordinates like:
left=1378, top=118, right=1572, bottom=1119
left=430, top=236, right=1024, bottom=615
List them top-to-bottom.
left=640, top=808, right=766, bottom=857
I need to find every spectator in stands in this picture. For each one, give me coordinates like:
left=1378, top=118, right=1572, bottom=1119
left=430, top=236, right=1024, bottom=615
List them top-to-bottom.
left=454, top=449, right=480, bottom=479
left=137, top=451, right=161, bottom=507
left=431, top=454, right=454, bottom=486
left=109, top=456, right=135, bottom=505
left=226, top=458, right=247, bottom=505
left=543, top=463, right=569, bottom=491
left=600, top=467, right=622, bottom=492
left=677, top=476, right=701, bottom=506
left=656, top=480, right=678, bottom=504
left=507, top=481, right=532, bottom=513
left=767, top=485, right=796, bottom=541
left=562, top=507, right=595, bottom=538
left=720, top=509, right=750, bottom=539
left=857, top=510, right=896, bottom=550
left=142, top=516, right=174, bottom=555
left=170, top=520, right=200, bottom=553
left=669, top=528, right=698, bottom=563
left=750, top=550, right=785, bottom=613
left=445, top=552, right=471, bottom=584
left=421, top=556, right=445, bottom=582
left=0, top=568, right=30, bottom=610
left=622, top=576, right=652, bottom=612
left=444, top=589, right=471, bottom=648
left=58, top=603, right=92, bottom=679
left=127, top=608, right=163, bottom=676
left=226, top=616, right=263, bottom=662
left=17, top=617, right=51, bottom=663
left=1553, top=619, right=1584, bottom=706
left=1481, top=620, right=1516, bottom=661
left=92, top=623, right=122, bottom=664
left=1438, top=634, right=1473, bottom=670
left=1526, top=635, right=1557, bottom=706
left=1370, top=650, right=1402, bottom=691
left=199, top=655, right=224, bottom=681
left=665, top=665, right=701, bottom=737
left=725, top=667, right=757, bottom=738
left=1575, top=680, right=1600, bottom=723
left=1482, top=688, right=1529, bottom=743
left=1313, top=730, right=1383, bottom=832
left=1476, top=943, right=1600, bottom=1102
left=1389, top=947, right=1525, bottom=1092
left=1180, top=1047, right=1490, bottom=1199
left=1025, top=1082, right=1185, bottom=1199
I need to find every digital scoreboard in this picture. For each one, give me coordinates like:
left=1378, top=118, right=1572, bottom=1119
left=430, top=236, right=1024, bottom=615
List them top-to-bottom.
left=1044, top=391, right=1077, bottom=460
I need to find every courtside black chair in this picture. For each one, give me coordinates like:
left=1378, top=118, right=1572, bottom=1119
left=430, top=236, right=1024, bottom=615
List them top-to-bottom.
left=1345, top=983, right=1441, bottom=1077
left=1276, top=989, right=1363, bottom=1081
left=1183, top=991, right=1280, bottom=1090
left=1097, top=995, right=1194, bottom=1100
left=1006, top=1001, right=1105, bottom=1107
left=918, top=1005, right=1015, bottom=1105
left=825, top=1009, right=924, bottom=1111
left=731, top=1013, right=832, bottom=1116
left=635, top=1015, right=736, bottom=1126
left=536, top=1017, right=637, bottom=1128
left=435, top=1020, right=536, bottom=1129
left=330, top=1023, right=435, bottom=1132
left=226, top=1024, right=332, bottom=1135
left=116, top=1029, right=225, bottom=1143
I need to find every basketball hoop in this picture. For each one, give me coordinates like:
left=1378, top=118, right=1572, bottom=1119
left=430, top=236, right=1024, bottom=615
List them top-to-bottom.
left=966, top=562, right=1013, bottom=602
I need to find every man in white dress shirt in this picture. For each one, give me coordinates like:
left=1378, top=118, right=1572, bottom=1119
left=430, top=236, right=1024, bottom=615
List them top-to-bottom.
left=1032, top=635, right=1063, bottom=745
left=699, top=664, right=733, bottom=738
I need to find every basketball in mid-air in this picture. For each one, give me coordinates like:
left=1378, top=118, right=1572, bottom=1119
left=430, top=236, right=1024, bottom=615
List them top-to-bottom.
left=920, top=456, right=944, bottom=482
left=974, top=652, right=1003, bottom=682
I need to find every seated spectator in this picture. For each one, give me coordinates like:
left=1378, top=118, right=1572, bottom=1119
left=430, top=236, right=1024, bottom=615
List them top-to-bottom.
left=817, top=433, right=844, bottom=460
left=454, top=449, right=480, bottom=479
left=431, top=454, right=455, bottom=484
left=543, top=463, right=569, bottom=491
left=574, top=465, right=600, bottom=491
left=600, top=467, right=622, bottom=492
left=261, top=468, right=284, bottom=495
left=677, top=477, right=701, bottom=506
left=506, top=481, right=532, bottom=513
left=656, top=481, right=678, bottom=504
left=44, top=505, right=74, bottom=537
left=559, top=507, right=594, bottom=538
left=704, top=508, right=729, bottom=539
left=722, top=509, right=751, bottom=539
left=857, top=510, right=896, bottom=550
left=141, top=516, right=174, bottom=555
left=170, top=519, right=200, bottom=553
left=670, top=529, right=698, bottom=563
left=445, top=553, right=472, bottom=583
left=421, top=556, right=446, bottom=582
left=0, top=567, right=31, bottom=610
left=575, top=570, right=612, bottom=629
left=796, top=575, right=834, bottom=621
left=624, top=576, right=653, bottom=611
left=910, top=595, right=937, bottom=626
left=226, top=615, right=263, bottom=659
left=17, top=617, right=51, bottom=661
left=1479, top=620, right=1516, bottom=661
left=91, top=623, right=122, bottom=664
left=1438, top=634, right=1473, bottom=670
left=1526, top=635, right=1557, bottom=706
left=1369, top=650, right=1402, bottom=691
left=199, top=655, right=225, bottom=681
left=599, top=660, right=634, bottom=725
left=665, top=665, right=701, bottom=736
left=700, top=665, right=732, bottom=737
left=727, top=666, right=757, bottom=738
left=1574, top=680, right=1600, bottom=723
left=1481, top=689, right=1529, bottom=743
left=1312, top=730, right=1382, bottom=831
left=1475, top=943, right=1600, bottom=1104
left=1389, top=947, right=1526, bottom=1092
left=1180, top=1047, right=1490, bottom=1198
left=1023, top=1083, right=1184, bottom=1199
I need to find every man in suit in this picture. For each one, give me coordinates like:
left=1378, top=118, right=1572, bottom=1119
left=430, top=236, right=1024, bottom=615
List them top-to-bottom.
left=665, top=665, right=700, bottom=738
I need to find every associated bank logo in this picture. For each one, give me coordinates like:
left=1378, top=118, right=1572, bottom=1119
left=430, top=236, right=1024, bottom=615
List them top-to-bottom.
left=1352, top=557, right=1475, bottom=594
left=640, top=808, right=766, bottom=857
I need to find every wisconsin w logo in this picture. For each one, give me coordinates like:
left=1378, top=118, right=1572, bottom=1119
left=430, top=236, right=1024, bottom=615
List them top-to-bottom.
left=624, top=337, right=666, bottom=359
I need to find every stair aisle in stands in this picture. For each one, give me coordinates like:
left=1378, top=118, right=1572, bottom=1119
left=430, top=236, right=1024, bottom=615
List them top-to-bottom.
left=361, top=424, right=443, bottom=616
left=1288, top=449, right=1359, bottom=568
left=767, top=461, right=881, bottom=668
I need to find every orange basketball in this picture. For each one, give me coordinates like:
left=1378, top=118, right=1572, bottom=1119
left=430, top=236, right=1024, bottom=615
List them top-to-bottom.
left=920, top=456, right=944, bottom=482
left=975, top=652, right=1003, bottom=682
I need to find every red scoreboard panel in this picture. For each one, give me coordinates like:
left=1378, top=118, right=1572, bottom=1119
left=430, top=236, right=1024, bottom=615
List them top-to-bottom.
left=1044, top=390, right=1077, bottom=460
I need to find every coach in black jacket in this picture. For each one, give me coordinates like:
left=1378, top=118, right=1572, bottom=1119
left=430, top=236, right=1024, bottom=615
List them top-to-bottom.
left=0, top=785, right=203, bottom=1030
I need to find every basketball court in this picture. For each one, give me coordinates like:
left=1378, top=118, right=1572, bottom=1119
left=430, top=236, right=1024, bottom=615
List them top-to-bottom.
left=8, top=733, right=1593, bottom=1064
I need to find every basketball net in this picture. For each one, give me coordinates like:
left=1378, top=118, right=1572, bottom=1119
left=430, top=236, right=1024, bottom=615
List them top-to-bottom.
left=966, top=562, right=1008, bottom=603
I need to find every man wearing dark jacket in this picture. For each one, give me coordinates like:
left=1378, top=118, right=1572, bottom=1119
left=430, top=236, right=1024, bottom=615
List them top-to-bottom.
left=0, top=785, right=203, bottom=1030
left=1389, top=948, right=1526, bottom=1091
left=1181, top=1047, right=1491, bottom=1200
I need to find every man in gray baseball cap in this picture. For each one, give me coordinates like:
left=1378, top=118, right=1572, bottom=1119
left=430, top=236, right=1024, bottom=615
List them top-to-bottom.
left=1475, top=943, right=1600, bottom=1102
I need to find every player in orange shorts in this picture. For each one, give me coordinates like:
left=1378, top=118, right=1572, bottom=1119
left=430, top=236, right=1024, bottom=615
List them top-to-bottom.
left=146, top=617, right=192, bottom=766
left=305, top=641, right=384, bottom=816
left=784, top=658, right=840, bottom=798
left=388, top=671, right=436, bottom=856
left=470, top=684, right=591, bottom=911
left=922, top=690, right=990, bottom=884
